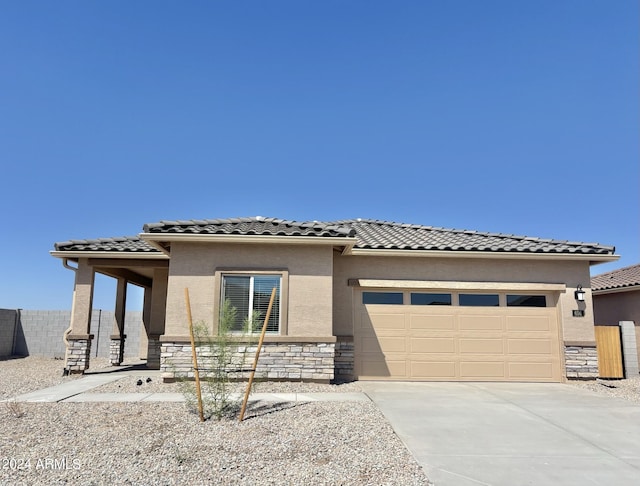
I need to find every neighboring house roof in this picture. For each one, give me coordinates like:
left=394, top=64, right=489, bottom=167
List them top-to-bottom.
left=52, top=216, right=617, bottom=258
left=591, top=263, right=640, bottom=292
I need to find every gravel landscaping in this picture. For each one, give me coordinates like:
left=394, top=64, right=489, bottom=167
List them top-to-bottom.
left=8, top=356, right=637, bottom=485
left=1, top=357, right=431, bottom=485
left=1, top=357, right=81, bottom=401
left=568, top=375, right=640, bottom=403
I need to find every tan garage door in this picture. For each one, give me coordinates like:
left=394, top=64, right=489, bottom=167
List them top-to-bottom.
left=355, top=291, right=563, bottom=382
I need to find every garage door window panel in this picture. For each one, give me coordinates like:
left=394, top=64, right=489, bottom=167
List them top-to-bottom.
left=362, top=292, right=404, bottom=305
left=411, top=293, right=452, bottom=306
left=459, top=294, right=500, bottom=307
left=507, top=295, right=547, bottom=307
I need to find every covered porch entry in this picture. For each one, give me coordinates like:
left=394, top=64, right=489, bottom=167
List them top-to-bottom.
left=51, top=242, right=169, bottom=373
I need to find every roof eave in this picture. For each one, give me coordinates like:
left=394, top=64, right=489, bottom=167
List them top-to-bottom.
left=139, top=232, right=358, bottom=250
left=345, top=248, right=620, bottom=263
left=50, top=251, right=169, bottom=260
left=349, top=278, right=567, bottom=292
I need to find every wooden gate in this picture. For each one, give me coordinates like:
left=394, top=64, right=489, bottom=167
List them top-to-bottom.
left=594, top=325, right=624, bottom=378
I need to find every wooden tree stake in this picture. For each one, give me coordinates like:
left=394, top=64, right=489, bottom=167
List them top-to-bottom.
left=239, top=287, right=277, bottom=422
left=185, top=288, right=205, bottom=422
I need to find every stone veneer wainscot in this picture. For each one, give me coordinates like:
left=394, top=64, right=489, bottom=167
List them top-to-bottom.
left=160, top=340, right=335, bottom=382
left=564, top=343, right=598, bottom=379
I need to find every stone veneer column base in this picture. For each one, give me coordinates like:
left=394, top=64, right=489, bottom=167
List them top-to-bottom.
left=146, top=335, right=162, bottom=370
left=109, top=336, right=126, bottom=366
left=335, top=337, right=354, bottom=381
left=66, top=338, right=92, bottom=373
left=160, top=341, right=335, bottom=383
left=565, top=344, right=598, bottom=379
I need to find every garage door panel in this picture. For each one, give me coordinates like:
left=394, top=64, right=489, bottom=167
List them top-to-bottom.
left=357, top=313, right=376, bottom=336
left=364, top=313, right=405, bottom=330
left=409, top=315, right=456, bottom=330
left=459, top=315, right=503, bottom=330
left=506, top=315, right=551, bottom=332
left=374, top=336, right=407, bottom=353
left=411, top=338, right=455, bottom=353
left=459, top=338, right=504, bottom=354
left=507, top=339, right=553, bottom=355
left=361, top=359, right=405, bottom=378
left=411, top=361, right=456, bottom=379
left=460, top=361, right=506, bottom=378
left=508, top=362, right=554, bottom=379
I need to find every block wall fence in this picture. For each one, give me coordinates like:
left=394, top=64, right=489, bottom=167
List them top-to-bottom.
left=0, top=308, right=143, bottom=359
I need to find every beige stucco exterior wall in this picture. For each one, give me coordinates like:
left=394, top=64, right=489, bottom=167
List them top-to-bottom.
left=163, top=242, right=333, bottom=338
left=332, top=254, right=595, bottom=342
left=593, top=289, right=640, bottom=366
left=593, top=289, right=640, bottom=327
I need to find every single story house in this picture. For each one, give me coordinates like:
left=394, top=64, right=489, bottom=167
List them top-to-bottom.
left=51, top=217, right=618, bottom=382
left=592, top=263, right=640, bottom=372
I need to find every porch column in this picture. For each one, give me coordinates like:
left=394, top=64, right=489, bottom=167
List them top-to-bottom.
left=66, top=259, right=95, bottom=373
left=147, top=267, right=168, bottom=370
left=109, top=277, right=127, bottom=365
left=138, top=285, right=152, bottom=359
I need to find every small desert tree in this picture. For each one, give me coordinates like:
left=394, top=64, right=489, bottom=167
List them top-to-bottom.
left=180, top=300, right=261, bottom=420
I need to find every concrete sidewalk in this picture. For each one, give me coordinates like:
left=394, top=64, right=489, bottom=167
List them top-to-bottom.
left=6, top=371, right=369, bottom=404
left=8, top=373, right=126, bottom=402
left=361, top=381, right=640, bottom=486
left=61, top=391, right=369, bottom=403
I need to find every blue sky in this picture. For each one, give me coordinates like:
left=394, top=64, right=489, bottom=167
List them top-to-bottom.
left=1, top=1, right=637, bottom=311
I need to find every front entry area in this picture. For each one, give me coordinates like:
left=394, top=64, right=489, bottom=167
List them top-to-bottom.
left=354, top=287, right=564, bottom=382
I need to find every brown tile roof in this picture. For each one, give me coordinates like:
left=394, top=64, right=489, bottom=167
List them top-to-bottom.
left=53, top=216, right=616, bottom=257
left=143, top=217, right=355, bottom=238
left=335, top=219, right=615, bottom=255
left=54, top=236, right=158, bottom=253
left=591, top=264, right=640, bottom=291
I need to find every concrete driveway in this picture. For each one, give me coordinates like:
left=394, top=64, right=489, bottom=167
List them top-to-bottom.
left=361, top=382, right=640, bottom=486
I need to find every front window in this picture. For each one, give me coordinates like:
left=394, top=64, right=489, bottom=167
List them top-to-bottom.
left=221, top=275, right=281, bottom=333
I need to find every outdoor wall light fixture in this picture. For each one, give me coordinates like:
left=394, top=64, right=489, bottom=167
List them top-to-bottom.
left=574, top=285, right=586, bottom=301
